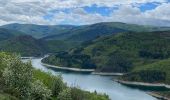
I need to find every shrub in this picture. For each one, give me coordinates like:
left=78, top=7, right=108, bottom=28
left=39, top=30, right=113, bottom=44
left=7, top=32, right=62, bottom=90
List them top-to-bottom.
left=2, top=56, right=33, bottom=98
left=50, top=75, right=66, bottom=97
left=30, top=80, right=52, bottom=100
left=57, top=88, right=72, bottom=100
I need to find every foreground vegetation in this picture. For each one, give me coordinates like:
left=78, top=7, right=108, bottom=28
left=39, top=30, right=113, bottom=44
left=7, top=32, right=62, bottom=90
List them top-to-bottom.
left=0, top=52, right=109, bottom=100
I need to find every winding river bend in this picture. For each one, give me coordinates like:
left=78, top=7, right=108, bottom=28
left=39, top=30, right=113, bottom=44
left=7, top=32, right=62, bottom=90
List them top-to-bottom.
left=23, top=58, right=156, bottom=100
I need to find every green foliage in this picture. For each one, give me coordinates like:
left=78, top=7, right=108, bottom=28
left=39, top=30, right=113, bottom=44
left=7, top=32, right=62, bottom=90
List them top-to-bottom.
left=43, top=22, right=170, bottom=42
left=1, top=23, right=76, bottom=38
left=0, top=28, right=23, bottom=41
left=43, top=31, right=170, bottom=73
left=81, top=31, right=170, bottom=72
left=0, top=35, right=47, bottom=56
left=47, top=40, right=78, bottom=53
left=0, top=52, right=109, bottom=99
left=42, top=52, right=96, bottom=69
left=0, top=53, right=52, bottom=99
left=2, top=55, right=33, bottom=98
left=122, top=58, right=170, bottom=84
left=50, top=75, right=66, bottom=97
left=30, top=80, right=52, bottom=100
left=70, top=87, right=109, bottom=100
left=57, top=88, right=72, bottom=100
left=0, top=93, right=18, bottom=100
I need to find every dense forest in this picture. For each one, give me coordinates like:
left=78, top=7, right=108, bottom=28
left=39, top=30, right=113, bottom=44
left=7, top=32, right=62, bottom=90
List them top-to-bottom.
left=1, top=22, right=170, bottom=56
left=43, top=31, right=170, bottom=73
left=0, top=52, right=109, bottom=100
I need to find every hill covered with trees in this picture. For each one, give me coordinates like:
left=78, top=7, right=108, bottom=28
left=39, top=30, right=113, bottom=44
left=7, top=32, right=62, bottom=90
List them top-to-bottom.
left=43, top=31, right=170, bottom=73
left=0, top=35, right=48, bottom=56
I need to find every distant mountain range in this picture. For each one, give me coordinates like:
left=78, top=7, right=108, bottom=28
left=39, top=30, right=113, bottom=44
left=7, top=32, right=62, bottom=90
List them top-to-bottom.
left=0, top=22, right=170, bottom=56
left=1, top=22, right=170, bottom=42
left=1, top=23, right=76, bottom=38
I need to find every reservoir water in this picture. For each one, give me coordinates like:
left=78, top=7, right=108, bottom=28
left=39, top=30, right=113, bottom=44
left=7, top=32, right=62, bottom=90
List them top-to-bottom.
left=24, top=58, right=157, bottom=100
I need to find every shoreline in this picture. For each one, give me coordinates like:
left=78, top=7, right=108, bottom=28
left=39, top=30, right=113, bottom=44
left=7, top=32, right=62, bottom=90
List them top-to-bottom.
left=21, top=57, right=42, bottom=59
left=41, top=61, right=125, bottom=76
left=41, top=62, right=95, bottom=72
left=92, top=72, right=124, bottom=76
left=116, top=80, right=170, bottom=89
left=116, top=80, right=170, bottom=100
left=147, top=92, right=169, bottom=100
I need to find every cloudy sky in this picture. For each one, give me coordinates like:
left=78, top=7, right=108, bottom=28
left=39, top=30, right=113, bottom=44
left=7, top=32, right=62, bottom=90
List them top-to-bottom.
left=0, top=0, right=170, bottom=26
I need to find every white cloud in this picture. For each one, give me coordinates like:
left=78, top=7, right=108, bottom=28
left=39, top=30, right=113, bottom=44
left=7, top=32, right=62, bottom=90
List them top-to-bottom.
left=0, top=0, right=169, bottom=26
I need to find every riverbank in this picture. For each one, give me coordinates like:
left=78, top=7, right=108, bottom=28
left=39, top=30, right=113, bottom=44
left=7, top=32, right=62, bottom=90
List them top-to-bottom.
left=22, top=57, right=158, bottom=100
left=41, top=61, right=125, bottom=75
left=41, top=62, right=95, bottom=72
left=92, top=72, right=124, bottom=76
left=116, top=80, right=170, bottom=89
left=116, top=80, right=170, bottom=99
left=147, top=92, right=169, bottom=100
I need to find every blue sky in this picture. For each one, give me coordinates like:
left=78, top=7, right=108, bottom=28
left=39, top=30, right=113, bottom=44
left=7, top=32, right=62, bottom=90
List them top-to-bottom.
left=0, top=0, right=170, bottom=26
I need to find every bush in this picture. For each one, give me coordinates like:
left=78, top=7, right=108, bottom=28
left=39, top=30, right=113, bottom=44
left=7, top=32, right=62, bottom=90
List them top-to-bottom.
left=2, top=56, right=33, bottom=98
left=50, top=75, right=66, bottom=97
left=30, top=80, right=52, bottom=100
left=57, top=88, right=72, bottom=100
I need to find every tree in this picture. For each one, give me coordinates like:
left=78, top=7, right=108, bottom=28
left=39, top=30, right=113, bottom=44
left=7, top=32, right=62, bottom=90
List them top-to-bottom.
left=2, top=56, right=33, bottom=98
left=50, top=75, right=66, bottom=97
left=30, top=80, right=52, bottom=100
left=57, top=88, right=72, bottom=100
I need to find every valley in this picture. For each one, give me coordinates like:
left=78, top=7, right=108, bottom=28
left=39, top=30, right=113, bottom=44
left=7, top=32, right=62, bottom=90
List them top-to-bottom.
left=1, top=22, right=170, bottom=99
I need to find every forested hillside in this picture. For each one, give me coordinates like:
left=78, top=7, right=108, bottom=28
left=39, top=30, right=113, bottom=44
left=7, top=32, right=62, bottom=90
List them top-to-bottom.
left=1, top=23, right=76, bottom=38
left=0, top=28, right=23, bottom=41
left=43, top=31, right=170, bottom=73
left=0, top=35, right=47, bottom=56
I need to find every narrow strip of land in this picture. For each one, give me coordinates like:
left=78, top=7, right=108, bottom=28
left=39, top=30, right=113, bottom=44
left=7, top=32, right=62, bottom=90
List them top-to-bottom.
left=41, top=62, right=95, bottom=72
left=92, top=72, right=124, bottom=76
left=116, top=80, right=170, bottom=89
left=147, top=92, right=169, bottom=100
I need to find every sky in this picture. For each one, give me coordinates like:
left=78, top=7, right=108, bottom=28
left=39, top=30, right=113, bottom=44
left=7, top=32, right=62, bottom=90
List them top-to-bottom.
left=0, top=0, right=170, bottom=26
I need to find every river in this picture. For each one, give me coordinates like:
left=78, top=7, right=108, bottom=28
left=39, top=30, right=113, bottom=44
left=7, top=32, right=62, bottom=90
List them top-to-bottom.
left=23, top=58, right=157, bottom=100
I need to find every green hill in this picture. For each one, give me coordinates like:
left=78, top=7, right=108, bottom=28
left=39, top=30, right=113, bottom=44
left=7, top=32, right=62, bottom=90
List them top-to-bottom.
left=2, top=22, right=170, bottom=42
left=2, top=22, right=170, bottom=54
left=43, top=22, right=170, bottom=42
left=1, top=23, right=76, bottom=38
left=0, top=28, right=23, bottom=41
left=43, top=31, right=170, bottom=72
left=81, top=31, right=170, bottom=72
left=0, top=35, right=47, bottom=56
left=122, top=58, right=170, bottom=84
